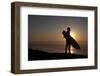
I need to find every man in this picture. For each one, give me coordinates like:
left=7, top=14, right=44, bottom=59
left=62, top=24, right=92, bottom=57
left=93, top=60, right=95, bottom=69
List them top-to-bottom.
left=62, top=27, right=71, bottom=54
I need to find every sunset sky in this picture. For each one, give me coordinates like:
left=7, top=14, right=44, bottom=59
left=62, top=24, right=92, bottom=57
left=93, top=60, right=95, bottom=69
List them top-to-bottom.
left=28, top=15, right=88, bottom=43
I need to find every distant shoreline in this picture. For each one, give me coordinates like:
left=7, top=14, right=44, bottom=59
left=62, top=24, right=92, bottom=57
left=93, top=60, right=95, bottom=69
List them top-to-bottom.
left=28, top=41, right=88, bottom=55
left=28, top=48, right=88, bottom=61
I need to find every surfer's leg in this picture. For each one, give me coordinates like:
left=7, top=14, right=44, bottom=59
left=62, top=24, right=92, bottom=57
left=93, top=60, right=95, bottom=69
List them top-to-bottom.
left=65, top=41, right=68, bottom=54
left=67, top=41, right=71, bottom=54
left=68, top=44, right=71, bottom=54
left=65, top=46, right=67, bottom=54
left=65, top=48, right=67, bottom=54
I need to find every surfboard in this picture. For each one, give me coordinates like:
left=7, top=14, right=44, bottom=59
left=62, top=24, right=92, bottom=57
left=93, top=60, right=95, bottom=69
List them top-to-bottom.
left=62, top=30, right=80, bottom=49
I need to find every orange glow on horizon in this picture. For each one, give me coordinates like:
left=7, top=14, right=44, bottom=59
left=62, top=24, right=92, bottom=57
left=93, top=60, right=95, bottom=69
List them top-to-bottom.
left=30, top=31, right=84, bottom=42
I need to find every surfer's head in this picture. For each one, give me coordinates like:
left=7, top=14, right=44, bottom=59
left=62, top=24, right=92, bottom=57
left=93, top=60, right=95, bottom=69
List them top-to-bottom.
left=67, top=27, right=71, bottom=31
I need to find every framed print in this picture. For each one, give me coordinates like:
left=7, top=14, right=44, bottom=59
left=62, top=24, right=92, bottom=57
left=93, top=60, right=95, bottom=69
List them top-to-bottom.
left=11, top=2, right=97, bottom=74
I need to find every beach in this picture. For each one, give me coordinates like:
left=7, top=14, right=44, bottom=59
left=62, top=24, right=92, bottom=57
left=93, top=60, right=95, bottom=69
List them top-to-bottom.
left=28, top=41, right=88, bottom=61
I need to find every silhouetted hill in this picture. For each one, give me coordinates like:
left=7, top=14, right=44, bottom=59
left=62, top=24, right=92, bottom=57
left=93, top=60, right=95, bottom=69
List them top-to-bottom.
left=28, top=48, right=88, bottom=61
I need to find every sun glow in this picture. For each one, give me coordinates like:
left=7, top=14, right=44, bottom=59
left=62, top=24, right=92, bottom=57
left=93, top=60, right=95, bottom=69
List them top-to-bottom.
left=71, top=32, right=76, bottom=39
left=71, top=47, right=75, bottom=54
left=71, top=50, right=74, bottom=54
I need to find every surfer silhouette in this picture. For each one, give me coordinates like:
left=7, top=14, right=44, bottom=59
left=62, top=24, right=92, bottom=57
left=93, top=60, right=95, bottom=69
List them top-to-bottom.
left=62, top=27, right=71, bottom=54
left=62, top=27, right=80, bottom=55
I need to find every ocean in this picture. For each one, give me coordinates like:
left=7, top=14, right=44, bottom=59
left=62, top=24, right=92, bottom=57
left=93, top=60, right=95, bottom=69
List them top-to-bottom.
left=29, top=41, right=88, bottom=56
